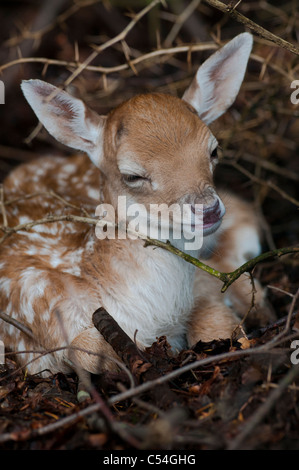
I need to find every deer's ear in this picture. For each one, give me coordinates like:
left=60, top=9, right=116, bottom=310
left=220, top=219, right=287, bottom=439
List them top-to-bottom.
left=182, top=33, right=253, bottom=125
left=21, top=79, right=106, bottom=168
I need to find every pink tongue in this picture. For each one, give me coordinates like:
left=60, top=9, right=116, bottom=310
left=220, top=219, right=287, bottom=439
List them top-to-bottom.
left=203, top=200, right=220, bottom=226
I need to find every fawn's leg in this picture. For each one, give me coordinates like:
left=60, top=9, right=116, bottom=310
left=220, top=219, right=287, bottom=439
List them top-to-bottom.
left=189, top=192, right=275, bottom=345
left=188, top=271, right=240, bottom=345
left=66, top=327, right=121, bottom=375
left=65, top=328, right=121, bottom=401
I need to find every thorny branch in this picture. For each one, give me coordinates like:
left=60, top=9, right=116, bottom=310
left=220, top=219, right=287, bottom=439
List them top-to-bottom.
left=3, top=0, right=100, bottom=49
left=51, top=0, right=165, bottom=96
left=203, top=0, right=299, bottom=56
left=0, top=43, right=218, bottom=76
left=0, top=46, right=296, bottom=84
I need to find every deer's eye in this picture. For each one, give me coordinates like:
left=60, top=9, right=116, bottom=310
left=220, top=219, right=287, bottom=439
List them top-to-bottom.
left=211, top=147, right=218, bottom=160
left=122, top=174, right=147, bottom=186
left=123, top=174, right=143, bottom=182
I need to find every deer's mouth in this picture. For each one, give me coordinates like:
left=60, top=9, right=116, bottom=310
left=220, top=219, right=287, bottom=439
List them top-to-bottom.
left=204, top=197, right=222, bottom=223
left=190, top=198, right=225, bottom=235
left=203, top=199, right=225, bottom=235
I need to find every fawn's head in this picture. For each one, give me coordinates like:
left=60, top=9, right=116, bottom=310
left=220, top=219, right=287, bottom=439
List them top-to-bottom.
left=21, top=33, right=252, bottom=245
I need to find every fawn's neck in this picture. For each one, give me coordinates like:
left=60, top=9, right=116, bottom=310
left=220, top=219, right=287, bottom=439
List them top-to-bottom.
left=86, top=230, right=198, bottom=350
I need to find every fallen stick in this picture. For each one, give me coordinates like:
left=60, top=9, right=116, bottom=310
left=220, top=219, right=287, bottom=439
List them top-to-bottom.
left=92, top=307, right=181, bottom=408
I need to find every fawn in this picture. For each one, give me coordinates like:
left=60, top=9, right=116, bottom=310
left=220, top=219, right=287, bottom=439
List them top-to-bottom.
left=0, top=33, right=272, bottom=377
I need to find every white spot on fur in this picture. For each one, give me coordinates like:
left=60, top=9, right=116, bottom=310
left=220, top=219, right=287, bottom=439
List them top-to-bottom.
left=63, top=163, right=77, bottom=173
left=87, top=188, right=99, bottom=200
left=19, top=215, right=32, bottom=224
left=234, top=225, right=261, bottom=266
left=49, top=253, right=64, bottom=268
left=19, top=268, right=49, bottom=323
left=0, top=277, right=11, bottom=297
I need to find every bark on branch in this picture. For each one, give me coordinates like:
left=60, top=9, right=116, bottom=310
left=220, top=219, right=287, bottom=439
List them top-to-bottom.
left=203, top=0, right=299, bottom=56
left=1, top=207, right=298, bottom=292
left=144, top=238, right=299, bottom=293
left=92, top=308, right=181, bottom=409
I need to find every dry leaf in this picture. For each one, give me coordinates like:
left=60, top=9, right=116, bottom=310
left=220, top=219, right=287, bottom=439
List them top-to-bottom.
left=237, top=337, right=252, bottom=350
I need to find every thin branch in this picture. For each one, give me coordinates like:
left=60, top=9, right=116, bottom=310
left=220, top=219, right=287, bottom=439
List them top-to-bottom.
left=3, top=0, right=99, bottom=49
left=63, top=0, right=163, bottom=89
left=164, top=0, right=202, bottom=47
left=203, top=0, right=299, bottom=56
left=0, top=43, right=218, bottom=75
left=1, top=47, right=295, bottom=85
left=239, top=153, right=299, bottom=183
left=227, top=161, right=299, bottom=207
left=3, top=190, right=91, bottom=217
left=0, top=210, right=298, bottom=291
left=0, top=213, right=98, bottom=244
left=144, top=237, right=299, bottom=292
left=218, top=246, right=299, bottom=292
left=263, top=288, right=299, bottom=348
left=93, top=307, right=181, bottom=408
left=0, top=311, right=35, bottom=340
left=0, top=339, right=290, bottom=445
left=105, top=343, right=287, bottom=405
left=228, top=364, right=299, bottom=449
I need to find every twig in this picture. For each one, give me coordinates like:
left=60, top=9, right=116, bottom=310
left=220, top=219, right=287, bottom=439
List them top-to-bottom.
left=1, top=0, right=70, bottom=94
left=3, top=0, right=99, bottom=49
left=63, top=0, right=163, bottom=89
left=164, top=0, right=201, bottom=47
left=203, top=0, right=299, bottom=56
left=0, top=43, right=218, bottom=75
left=0, top=145, right=42, bottom=162
left=239, top=153, right=299, bottom=183
left=227, top=160, right=299, bottom=207
left=3, top=189, right=91, bottom=217
left=0, top=209, right=298, bottom=291
left=0, top=213, right=97, bottom=244
left=144, top=237, right=299, bottom=292
left=218, top=246, right=299, bottom=292
left=232, top=272, right=256, bottom=338
left=267, top=285, right=296, bottom=298
left=263, top=288, right=299, bottom=348
left=92, top=307, right=148, bottom=378
left=93, top=308, right=181, bottom=408
left=0, top=311, right=35, bottom=340
left=247, top=311, right=299, bottom=340
left=0, top=339, right=288, bottom=445
left=0, top=343, right=134, bottom=386
left=105, top=343, right=287, bottom=405
left=227, top=364, right=299, bottom=449
left=0, top=398, right=137, bottom=446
